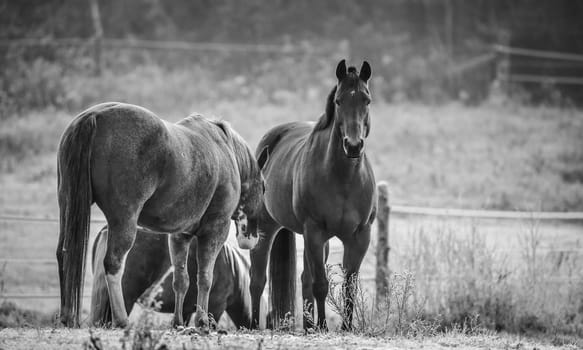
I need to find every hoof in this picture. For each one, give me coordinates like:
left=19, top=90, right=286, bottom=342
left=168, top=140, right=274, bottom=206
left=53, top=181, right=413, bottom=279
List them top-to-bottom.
left=113, top=319, right=129, bottom=329
left=172, top=319, right=183, bottom=328
left=340, top=324, right=352, bottom=332
left=198, top=325, right=210, bottom=335
left=177, top=326, right=209, bottom=336
left=177, top=327, right=196, bottom=335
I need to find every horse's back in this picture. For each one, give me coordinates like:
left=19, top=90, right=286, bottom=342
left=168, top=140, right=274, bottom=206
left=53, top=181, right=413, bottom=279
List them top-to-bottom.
left=81, top=103, right=237, bottom=233
left=256, top=121, right=313, bottom=159
left=257, top=121, right=314, bottom=232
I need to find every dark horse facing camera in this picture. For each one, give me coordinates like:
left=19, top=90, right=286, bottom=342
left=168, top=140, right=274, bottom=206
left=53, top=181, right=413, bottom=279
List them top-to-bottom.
left=249, top=59, right=376, bottom=331
left=334, top=60, right=372, bottom=158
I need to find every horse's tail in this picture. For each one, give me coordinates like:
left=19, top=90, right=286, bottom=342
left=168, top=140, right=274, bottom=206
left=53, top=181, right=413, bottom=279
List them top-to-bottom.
left=57, top=109, right=97, bottom=327
left=89, top=227, right=112, bottom=326
left=269, top=228, right=296, bottom=327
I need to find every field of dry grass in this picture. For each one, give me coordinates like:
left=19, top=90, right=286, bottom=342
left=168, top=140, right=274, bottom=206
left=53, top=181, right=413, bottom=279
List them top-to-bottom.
left=1, top=61, right=582, bottom=343
left=2, top=97, right=582, bottom=214
left=0, top=327, right=578, bottom=350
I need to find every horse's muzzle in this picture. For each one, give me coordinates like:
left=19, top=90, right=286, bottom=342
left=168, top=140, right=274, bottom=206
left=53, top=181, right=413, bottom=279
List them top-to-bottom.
left=343, top=137, right=364, bottom=158
left=234, top=212, right=259, bottom=249
left=237, top=233, right=258, bottom=250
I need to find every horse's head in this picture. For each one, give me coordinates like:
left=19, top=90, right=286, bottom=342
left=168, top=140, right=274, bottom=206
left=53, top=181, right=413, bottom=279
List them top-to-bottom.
left=334, top=59, right=372, bottom=158
left=232, top=144, right=269, bottom=250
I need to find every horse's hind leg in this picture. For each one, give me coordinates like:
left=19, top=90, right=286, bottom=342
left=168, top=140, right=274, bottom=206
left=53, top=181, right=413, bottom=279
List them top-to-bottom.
left=249, top=215, right=280, bottom=329
left=103, top=216, right=138, bottom=328
left=193, top=217, right=231, bottom=333
left=168, top=233, right=194, bottom=327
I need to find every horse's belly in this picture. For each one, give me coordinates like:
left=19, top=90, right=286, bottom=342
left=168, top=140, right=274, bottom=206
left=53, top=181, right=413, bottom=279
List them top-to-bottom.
left=139, top=196, right=207, bottom=233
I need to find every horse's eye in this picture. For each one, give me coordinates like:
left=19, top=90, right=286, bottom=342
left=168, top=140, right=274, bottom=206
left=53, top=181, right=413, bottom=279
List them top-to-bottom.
left=335, top=99, right=341, bottom=106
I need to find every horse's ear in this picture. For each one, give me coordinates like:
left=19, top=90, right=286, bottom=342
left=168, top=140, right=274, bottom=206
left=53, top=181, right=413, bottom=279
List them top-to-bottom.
left=336, top=59, right=347, bottom=81
left=360, top=61, right=371, bottom=83
left=257, top=145, right=269, bottom=170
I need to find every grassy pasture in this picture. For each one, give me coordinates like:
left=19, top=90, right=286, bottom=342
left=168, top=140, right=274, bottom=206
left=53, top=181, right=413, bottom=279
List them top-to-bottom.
left=1, top=63, right=583, bottom=340
left=0, top=327, right=576, bottom=350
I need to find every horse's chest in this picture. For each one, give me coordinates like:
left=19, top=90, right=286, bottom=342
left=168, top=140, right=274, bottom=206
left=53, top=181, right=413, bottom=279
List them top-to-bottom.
left=296, top=180, right=373, bottom=236
left=326, top=191, right=372, bottom=234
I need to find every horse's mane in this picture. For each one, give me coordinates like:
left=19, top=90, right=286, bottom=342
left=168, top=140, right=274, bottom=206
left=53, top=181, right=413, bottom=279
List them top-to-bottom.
left=313, top=67, right=362, bottom=132
left=313, top=86, right=337, bottom=131
left=211, top=119, right=258, bottom=184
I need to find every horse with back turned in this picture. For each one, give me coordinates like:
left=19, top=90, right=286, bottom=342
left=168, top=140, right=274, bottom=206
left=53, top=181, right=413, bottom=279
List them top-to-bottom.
left=250, top=60, right=376, bottom=330
left=57, top=102, right=267, bottom=330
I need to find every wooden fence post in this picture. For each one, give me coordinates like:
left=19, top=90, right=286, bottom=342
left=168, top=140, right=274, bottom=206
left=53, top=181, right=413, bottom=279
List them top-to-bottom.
left=89, top=0, right=103, bottom=76
left=494, top=31, right=511, bottom=97
left=375, top=181, right=390, bottom=302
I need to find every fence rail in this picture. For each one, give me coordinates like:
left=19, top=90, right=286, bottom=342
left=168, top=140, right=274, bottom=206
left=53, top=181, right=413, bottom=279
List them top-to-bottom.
left=0, top=37, right=305, bottom=54
left=493, top=44, right=583, bottom=63
left=493, top=44, right=583, bottom=87
left=2, top=184, right=583, bottom=302
left=2, top=206, right=582, bottom=225
left=1, top=294, right=91, bottom=300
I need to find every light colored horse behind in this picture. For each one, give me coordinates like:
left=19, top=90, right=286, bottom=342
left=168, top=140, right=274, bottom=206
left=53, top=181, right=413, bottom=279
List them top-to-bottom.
left=91, top=226, right=267, bottom=329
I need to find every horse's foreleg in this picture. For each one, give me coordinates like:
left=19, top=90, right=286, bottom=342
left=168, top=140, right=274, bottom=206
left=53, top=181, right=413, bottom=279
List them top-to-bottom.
left=249, top=216, right=280, bottom=329
left=193, top=218, right=230, bottom=333
left=103, top=219, right=138, bottom=328
left=303, top=222, right=329, bottom=331
left=340, top=224, right=371, bottom=331
left=169, top=233, right=194, bottom=327
left=301, top=251, right=315, bottom=329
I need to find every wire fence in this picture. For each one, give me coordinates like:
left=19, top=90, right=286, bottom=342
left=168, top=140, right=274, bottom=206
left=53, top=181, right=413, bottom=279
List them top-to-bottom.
left=0, top=38, right=305, bottom=54
left=493, top=44, right=583, bottom=87
left=1, top=202, right=582, bottom=301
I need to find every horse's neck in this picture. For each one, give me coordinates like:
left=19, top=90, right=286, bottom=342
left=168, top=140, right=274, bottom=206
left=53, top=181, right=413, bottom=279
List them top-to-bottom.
left=309, top=121, right=364, bottom=178
left=230, top=139, right=253, bottom=186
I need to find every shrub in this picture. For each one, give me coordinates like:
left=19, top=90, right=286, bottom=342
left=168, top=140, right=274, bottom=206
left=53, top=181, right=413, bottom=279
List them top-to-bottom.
left=1, top=58, right=67, bottom=116
left=396, top=220, right=583, bottom=337
left=0, top=301, right=56, bottom=328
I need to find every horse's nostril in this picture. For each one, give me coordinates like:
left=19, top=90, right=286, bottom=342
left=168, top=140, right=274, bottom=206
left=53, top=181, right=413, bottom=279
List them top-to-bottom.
left=342, top=137, right=349, bottom=149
